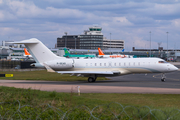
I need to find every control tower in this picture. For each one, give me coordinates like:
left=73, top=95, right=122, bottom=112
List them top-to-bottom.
left=84, top=26, right=103, bottom=35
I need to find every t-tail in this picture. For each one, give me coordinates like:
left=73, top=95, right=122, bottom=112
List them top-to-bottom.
left=7, top=38, right=64, bottom=67
left=98, top=48, right=105, bottom=55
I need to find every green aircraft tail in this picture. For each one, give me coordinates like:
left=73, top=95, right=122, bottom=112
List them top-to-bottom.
left=64, top=48, right=70, bottom=56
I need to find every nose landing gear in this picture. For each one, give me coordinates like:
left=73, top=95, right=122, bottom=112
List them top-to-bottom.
left=161, top=73, right=166, bottom=82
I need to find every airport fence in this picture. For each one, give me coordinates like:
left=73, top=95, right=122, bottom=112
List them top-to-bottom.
left=0, top=60, right=35, bottom=69
left=0, top=60, right=20, bottom=69
left=0, top=100, right=179, bottom=120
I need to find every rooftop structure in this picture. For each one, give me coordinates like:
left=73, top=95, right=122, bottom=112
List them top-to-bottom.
left=84, top=26, right=103, bottom=35
left=103, top=37, right=124, bottom=49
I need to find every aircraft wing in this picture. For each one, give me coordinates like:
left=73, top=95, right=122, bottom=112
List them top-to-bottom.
left=56, top=71, right=120, bottom=75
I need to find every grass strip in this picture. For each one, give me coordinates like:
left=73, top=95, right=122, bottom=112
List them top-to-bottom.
left=0, top=70, right=108, bottom=81
left=0, top=86, right=180, bottom=119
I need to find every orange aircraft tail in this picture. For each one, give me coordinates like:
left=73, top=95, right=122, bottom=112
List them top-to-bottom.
left=24, top=48, right=31, bottom=55
left=98, top=48, right=105, bottom=55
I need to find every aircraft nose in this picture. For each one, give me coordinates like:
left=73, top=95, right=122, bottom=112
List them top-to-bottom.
left=171, top=65, right=178, bottom=71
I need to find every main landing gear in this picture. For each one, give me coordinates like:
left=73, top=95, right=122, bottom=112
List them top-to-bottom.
left=161, top=73, right=166, bottom=82
left=88, top=75, right=97, bottom=82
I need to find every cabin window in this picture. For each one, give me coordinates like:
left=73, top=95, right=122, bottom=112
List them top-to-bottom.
left=159, top=61, right=167, bottom=63
left=109, top=62, right=112, bottom=67
left=133, top=62, right=135, bottom=66
left=138, top=62, right=140, bottom=66
left=86, top=63, right=88, bottom=66
left=95, top=63, right=97, bottom=66
left=100, top=63, right=102, bottom=66
left=104, top=63, right=106, bottom=66
left=114, top=63, right=116, bottom=66
left=119, top=63, right=121, bottom=66
left=124, top=63, right=126, bottom=66
left=129, top=63, right=130, bottom=66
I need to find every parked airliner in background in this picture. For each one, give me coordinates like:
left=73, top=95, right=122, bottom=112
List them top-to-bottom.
left=7, top=38, right=178, bottom=82
left=24, top=48, right=32, bottom=58
left=63, top=48, right=95, bottom=58
left=98, top=48, right=133, bottom=58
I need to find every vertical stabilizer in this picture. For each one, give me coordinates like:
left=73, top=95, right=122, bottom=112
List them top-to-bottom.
left=7, top=38, right=63, bottom=63
left=24, top=48, right=31, bottom=55
left=63, top=48, right=71, bottom=57
left=64, top=48, right=70, bottom=55
left=98, top=48, right=105, bottom=55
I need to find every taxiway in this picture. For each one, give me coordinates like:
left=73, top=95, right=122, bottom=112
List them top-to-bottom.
left=0, top=71, right=179, bottom=94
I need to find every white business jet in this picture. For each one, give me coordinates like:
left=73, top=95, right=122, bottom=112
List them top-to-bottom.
left=7, top=38, right=178, bottom=82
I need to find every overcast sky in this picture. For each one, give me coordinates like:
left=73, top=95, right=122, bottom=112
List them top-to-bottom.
left=0, top=0, right=180, bottom=51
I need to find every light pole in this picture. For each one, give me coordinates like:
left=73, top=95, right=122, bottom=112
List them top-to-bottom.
left=149, top=31, right=151, bottom=57
left=64, top=32, right=67, bottom=48
left=166, top=32, right=168, bottom=53
left=166, top=32, right=169, bottom=60
left=110, top=33, right=111, bottom=54
left=158, top=42, right=162, bottom=57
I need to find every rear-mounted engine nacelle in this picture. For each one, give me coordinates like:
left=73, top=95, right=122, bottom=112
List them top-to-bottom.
left=45, top=59, right=73, bottom=70
left=30, top=63, right=44, bottom=68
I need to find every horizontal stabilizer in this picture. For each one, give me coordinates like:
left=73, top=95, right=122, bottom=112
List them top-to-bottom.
left=6, top=38, right=39, bottom=44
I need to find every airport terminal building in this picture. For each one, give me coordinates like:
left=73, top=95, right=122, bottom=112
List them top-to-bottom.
left=57, top=26, right=124, bottom=50
left=57, top=35, right=80, bottom=49
left=103, top=37, right=124, bottom=49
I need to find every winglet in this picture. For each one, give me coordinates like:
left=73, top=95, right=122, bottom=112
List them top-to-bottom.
left=24, top=48, right=31, bottom=55
left=98, top=48, right=105, bottom=55
left=43, top=63, right=55, bottom=72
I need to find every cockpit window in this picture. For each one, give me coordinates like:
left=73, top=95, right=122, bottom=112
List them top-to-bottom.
left=158, top=61, right=167, bottom=63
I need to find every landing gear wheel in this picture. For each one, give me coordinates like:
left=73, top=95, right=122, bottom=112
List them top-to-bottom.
left=161, top=73, right=166, bottom=82
left=88, top=77, right=95, bottom=83
left=161, top=78, right=165, bottom=82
